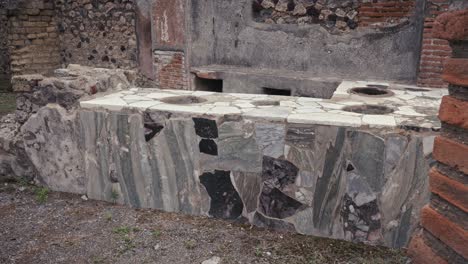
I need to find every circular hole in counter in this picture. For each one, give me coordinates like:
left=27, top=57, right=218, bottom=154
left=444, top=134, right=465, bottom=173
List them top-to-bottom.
left=366, top=84, right=389, bottom=89
left=349, top=87, right=395, bottom=97
left=160, top=96, right=207, bottom=105
left=252, top=100, right=280, bottom=106
left=342, top=104, right=395, bottom=115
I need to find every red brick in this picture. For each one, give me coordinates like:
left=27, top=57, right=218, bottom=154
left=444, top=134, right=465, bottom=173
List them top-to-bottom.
left=433, top=9, right=468, bottom=41
left=433, top=39, right=449, bottom=45
left=422, top=44, right=452, bottom=51
left=442, top=58, right=468, bottom=87
left=439, top=95, right=468, bottom=130
left=433, top=136, right=468, bottom=174
left=429, top=167, right=468, bottom=213
left=420, top=206, right=468, bottom=259
left=407, top=230, right=448, bottom=264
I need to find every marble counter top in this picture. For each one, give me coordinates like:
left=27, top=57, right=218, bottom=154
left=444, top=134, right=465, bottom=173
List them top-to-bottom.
left=80, top=81, right=447, bottom=130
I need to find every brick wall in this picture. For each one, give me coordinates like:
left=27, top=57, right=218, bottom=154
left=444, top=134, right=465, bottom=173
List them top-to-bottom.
left=6, top=0, right=61, bottom=75
left=54, top=0, right=138, bottom=69
left=358, top=0, right=416, bottom=27
left=417, top=0, right=452, bottom=88
left=408, top=9, right=468, bottom=264
left=154, top=50, right=187, bottom=90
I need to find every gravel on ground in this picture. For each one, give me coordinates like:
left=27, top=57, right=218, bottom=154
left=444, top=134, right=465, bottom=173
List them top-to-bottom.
left=0, top=181, right=410, bottom=264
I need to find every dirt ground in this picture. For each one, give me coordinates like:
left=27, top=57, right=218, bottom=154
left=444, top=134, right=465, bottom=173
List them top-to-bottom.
left=0, top=181, right=410, bottom=264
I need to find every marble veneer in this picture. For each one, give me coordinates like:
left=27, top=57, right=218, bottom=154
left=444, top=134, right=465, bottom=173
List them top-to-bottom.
left=79, top=81, right=445, bottom=248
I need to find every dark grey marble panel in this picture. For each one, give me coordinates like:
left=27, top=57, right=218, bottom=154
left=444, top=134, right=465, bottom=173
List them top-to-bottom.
left=193, top=117, right=218, bottom=138
left=199, top=139, right=218, bottom=155
left=262, top=156, right=299, bottom=189
left=200, top=170, right=243, bottom=219
left=259, top=184, right=306, bottom=219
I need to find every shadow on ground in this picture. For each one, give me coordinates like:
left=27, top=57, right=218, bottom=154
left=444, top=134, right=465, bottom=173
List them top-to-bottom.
left=0, top=181, right=409, bottom=264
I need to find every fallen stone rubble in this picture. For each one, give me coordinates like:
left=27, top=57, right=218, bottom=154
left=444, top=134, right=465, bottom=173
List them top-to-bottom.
left=0, top=64, right=138, bottom=187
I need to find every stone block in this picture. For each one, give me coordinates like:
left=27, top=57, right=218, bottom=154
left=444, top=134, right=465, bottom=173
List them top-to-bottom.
left=25, top=8, right=41, bottom=16
left=433, top=9, right=468, bottom=41
left=442, top=58, right=468, bottom=87
left=11, top=74, right=44, bottom=92
left=439, top=95, right=468, bottom=130
left=21, top=105, right=85, bottom=194
left=433, top=136, right=468, bottom=175
left=429, top=167, right=468, bottom=213
left=420, top=206, right=468, bottom=259
left=407, top=230, right=448, bottom=264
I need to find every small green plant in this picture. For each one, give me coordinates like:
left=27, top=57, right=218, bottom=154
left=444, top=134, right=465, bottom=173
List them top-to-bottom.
left=17, top=177, right=29, bottom=187
left=35, top=187, right=49, bottom=204
left=110, top=189, right=119, bottom=203
left=104, top=211, right=113, bottom=222
left=112, top=225, right=138, bottom=254
left=113, top=226, right=131, bottom=236
left=151, top=229, right=161, bottom=238
left=119, top=235, right=136, bottom=254
left=184, top=239, right=197, bottom=250
left=255, top=247, right=262, bottom=257
left=307, top=252, right=326, bottom=264
left=91, top=256, right=106, bottom=264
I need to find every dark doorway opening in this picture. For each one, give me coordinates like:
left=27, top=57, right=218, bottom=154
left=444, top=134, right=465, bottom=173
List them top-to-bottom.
left=194, top=77, right=223, bottom=93
left=262, top=87, right=292, bottom=96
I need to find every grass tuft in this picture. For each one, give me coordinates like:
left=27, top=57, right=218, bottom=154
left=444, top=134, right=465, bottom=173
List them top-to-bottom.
left=35, top=187, right=49, bottom=204
left=110, top=189, right=119, bottom=203
left=113, top=226, right=131, bottom=236
left=151, top=229, right=161, bottom=238
left=184, top=239, right=197, bottom=250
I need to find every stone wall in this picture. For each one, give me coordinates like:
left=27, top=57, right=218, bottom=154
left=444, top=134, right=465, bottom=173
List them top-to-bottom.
left=5, top=0, right=61, bottom=75
left=54, top=0, right=138, bottom=70
left=190, top=0, right=425, bottom=86
left=253, top=0, right=360, bottom=30
left=253, top=0, right=416, bottom=31
left=408, top=9, right=468, bottom=264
